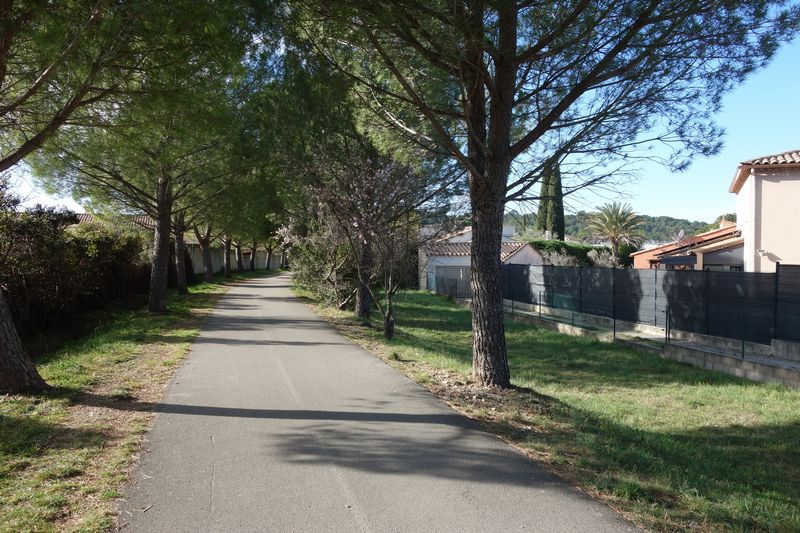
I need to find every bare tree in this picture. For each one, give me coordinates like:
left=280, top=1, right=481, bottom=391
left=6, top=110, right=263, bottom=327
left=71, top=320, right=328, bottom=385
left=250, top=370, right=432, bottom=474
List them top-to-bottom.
left=299, top=130, right=453, bottom=336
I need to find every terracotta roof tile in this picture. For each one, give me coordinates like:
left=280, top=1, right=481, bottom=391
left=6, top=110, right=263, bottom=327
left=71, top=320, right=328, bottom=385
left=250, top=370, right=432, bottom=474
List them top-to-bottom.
left=730, top=149, right=800, bottom=193
left=742, top=149, right=800, bottom=166
left=631, top=225, right=739, bottom=257
left=425, top=241, right=526, bottom=261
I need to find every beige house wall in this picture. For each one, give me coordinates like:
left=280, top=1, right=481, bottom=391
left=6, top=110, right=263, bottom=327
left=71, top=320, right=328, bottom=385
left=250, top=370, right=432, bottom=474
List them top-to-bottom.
left=736, top=167, right=800, bottom=272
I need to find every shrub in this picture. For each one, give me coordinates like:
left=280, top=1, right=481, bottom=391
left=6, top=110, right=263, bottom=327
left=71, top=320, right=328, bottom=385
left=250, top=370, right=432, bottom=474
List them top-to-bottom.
left=0, top=206, right=150, bottom=338
left=529, top=239, right=615, bottom=267
left=586, top=248, right=620, bottom=268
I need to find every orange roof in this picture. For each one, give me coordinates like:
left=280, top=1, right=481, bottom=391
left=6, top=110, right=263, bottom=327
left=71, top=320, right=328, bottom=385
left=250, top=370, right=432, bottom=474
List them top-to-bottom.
left=729, top=149, right=800, bottom=193
left=630, top=224, right=739, bottom=258
left=425, top=241, right=526, bottom=261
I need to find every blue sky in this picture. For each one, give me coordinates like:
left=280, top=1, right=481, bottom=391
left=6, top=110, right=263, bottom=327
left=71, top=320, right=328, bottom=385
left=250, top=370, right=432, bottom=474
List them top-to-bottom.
left=9, top=37, right=800, bottom=222
left=612, top=37, right=800, bottom=222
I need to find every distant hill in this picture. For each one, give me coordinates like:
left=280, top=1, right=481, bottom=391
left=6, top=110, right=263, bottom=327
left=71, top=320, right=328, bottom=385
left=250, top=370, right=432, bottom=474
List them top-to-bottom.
left=505, top=210, right=733, bottom=244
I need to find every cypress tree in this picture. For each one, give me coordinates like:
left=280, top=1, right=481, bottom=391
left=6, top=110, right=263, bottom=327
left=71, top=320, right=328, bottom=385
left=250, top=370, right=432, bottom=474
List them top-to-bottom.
left=536, top=163, right=564, bottom=240
left=551, top=164, right=565, bottom=240
left=536, top=170, right=552, bottom=235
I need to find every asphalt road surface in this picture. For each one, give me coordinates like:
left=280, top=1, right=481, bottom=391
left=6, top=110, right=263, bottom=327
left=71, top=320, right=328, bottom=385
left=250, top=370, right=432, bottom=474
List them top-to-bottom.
left=119, top=273, right=634, bottom=532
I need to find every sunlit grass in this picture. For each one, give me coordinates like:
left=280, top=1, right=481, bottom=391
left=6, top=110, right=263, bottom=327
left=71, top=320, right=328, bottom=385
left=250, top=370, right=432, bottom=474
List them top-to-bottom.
left=306, top=288, right=800, bottom=532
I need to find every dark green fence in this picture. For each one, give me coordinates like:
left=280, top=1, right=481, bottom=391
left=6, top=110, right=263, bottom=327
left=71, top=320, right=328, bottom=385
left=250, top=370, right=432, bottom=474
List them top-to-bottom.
left=434, top=263, right=800, bottom=345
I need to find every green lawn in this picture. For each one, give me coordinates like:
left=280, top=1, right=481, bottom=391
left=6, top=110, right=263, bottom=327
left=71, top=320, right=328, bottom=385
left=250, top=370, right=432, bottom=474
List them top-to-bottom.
left=0, top=270, right=273, bottom=533
left=305, top=289, right=800, bottom=532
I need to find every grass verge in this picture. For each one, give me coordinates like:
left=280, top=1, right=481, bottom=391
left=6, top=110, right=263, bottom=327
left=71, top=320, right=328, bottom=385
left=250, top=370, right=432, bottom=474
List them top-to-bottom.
left=0, top=270, right=273, bottom=532
left=299, top=287, right=800, bottom=532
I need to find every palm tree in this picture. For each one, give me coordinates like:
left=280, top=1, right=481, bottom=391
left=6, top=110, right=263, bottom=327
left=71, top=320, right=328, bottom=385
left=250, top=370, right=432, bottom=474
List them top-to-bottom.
left=588, top=202, right=644, bottom=260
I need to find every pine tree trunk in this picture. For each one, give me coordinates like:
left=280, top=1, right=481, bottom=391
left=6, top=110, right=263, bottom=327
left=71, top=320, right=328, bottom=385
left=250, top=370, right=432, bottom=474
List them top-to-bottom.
left=463, top=2, right=513, bottom=388
left=149, top=176, right=172, bottom=312
left=470, top=181, right=510, bottom=387
left=174, top=213, right=187, bottom=295
left=194, top=225, right=214, bottom=282
left=223, top=236, right=232, bottom=277
left=201, top=241, right=213, bottom=282
left=235, top=243, right=244, bottom=272
left=265, top=247, right=273, bottom=270
left=0, top=289, right=48, bottom=393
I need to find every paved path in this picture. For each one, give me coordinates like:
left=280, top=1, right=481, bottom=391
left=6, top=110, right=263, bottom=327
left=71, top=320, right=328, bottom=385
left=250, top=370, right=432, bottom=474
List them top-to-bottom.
left=120, top=273, right=633, bottom=532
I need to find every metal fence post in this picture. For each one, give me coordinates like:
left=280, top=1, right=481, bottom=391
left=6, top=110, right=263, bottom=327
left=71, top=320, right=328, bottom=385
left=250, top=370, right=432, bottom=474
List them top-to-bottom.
left=773, top=262, right=780, bottom=339
left=612, top=266, right=616, bottom=340
left=578, top=267, right=583, bottom=314
left=653, top=267, right=658, bottom=326
left=704, top=268, right=710, bottom=335
left=539, top=291, right=542, bottom=319
left=665, top=305, right=670, bottom=345
left=741, top=311, right=745, bottom=359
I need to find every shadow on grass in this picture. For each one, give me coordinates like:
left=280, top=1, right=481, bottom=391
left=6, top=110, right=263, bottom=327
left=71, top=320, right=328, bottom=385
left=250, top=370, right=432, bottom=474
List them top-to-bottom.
left=21, top=271, right=306, bottom=377
left=26, top=277, right=261, bottom=370
left=340, top=290, right=800, bottom=529
left=387, top=293, right=745, bottom=390
left=528, top=399, right=800, bottom=530
left=0, top=414, right=107, bottom=457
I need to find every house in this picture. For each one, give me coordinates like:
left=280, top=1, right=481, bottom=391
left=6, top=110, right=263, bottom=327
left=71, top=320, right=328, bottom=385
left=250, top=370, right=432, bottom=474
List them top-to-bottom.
left=631, top=149, right=800, bottom=272
left=729, top=149, right=800, bottom=272
left=630, top=221, right=742, bottom=270
left=418, top=224, right=543, bottom=290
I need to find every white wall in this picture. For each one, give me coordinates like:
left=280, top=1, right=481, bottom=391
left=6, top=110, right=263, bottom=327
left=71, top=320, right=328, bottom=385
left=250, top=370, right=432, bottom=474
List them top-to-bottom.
left=736, top=170, right=756, bottom=271
left=187, top=244, right=225, bottom=275
left=505, top=244, right=544, bottom=265
left=265, top=250, right=282, bottom=270
left=424, top=255, right=471, bottom=290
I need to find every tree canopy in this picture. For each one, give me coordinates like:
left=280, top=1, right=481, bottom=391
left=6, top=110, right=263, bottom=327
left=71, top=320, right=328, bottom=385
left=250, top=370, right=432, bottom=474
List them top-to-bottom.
left=3, top=0, right=798, bottom=393
left=294, top=0, right=799, bottom=387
